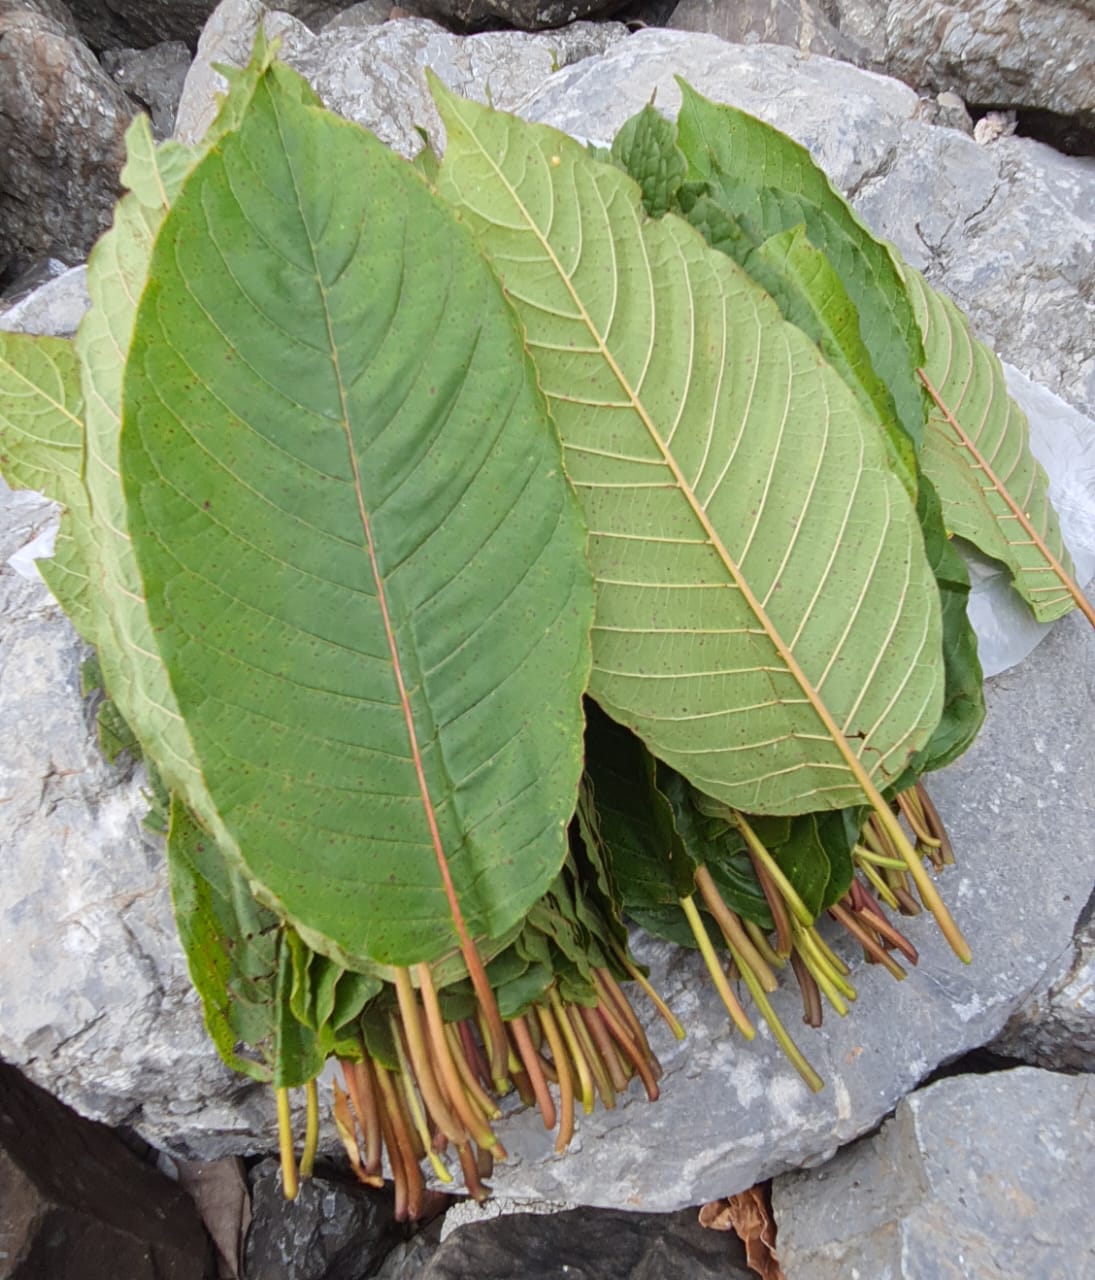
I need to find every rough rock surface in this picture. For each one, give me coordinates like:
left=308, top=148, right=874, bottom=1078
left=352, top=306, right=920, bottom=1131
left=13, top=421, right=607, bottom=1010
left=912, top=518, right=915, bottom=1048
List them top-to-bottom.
left=0, top=0, right=134, bottom=287
left=63, top=0, right=350, bottom=50
left=174, top=0, right=628, bottom=154
left=668, top=0, right=870, bottom=63
left=854, top=0, right=1095, bottom=132
left=401, top=1, right=623, bottom=31
left=670, top=1, right=1095, bottom=140
left=519, top=30, right=1095, bottom=418
left=101, top=40, right=194, bottom=138
left=0, top=265, right=89, bottom=337
left=0, top=474, right=274, bottom=1155
left=992, top=908, right=1095, bottom=1071
left=0, top=1060, right=213, bottom=1279
left=771, top=1067, right=1095, bottom=1279
left=244, top=1158, right=396, bottom=1280
left=421, top=1205, right=752, bottom=1279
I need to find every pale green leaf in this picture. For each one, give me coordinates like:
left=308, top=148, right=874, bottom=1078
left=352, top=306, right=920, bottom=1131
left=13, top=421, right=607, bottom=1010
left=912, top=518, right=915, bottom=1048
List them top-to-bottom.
left=75, top=53, right=277, bottom=860
left=435, top=84, right=945, bottom=817
left=905, top=265, right=1079, bottom=623
left=0, top=332, right=94, bottom=637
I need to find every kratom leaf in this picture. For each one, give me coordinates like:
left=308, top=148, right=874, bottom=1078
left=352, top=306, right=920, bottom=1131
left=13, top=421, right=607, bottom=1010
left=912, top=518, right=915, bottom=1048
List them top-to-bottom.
left=75, top=56, right=275, bottom=853
left=121, top=62, right=594, bottom=970
left=434, top=83, right=944, bottom=818
left=674, top=83, right=927, bottom=456
left=609, top=103, right=686, bottom=218
left=678, top=202, right=916, bottom=500
left=904, top=265, right=1090, bottom=626
left=0, top=332, right=94, bottom=638
left=893, top=477, right=984, bottom=785
left=585, top=705, right=698, bottom=908
left=654, top=766, right=775, bottom=927
left=167, top=796, right=286, bottom=1083
left=272, top=931, right=327, bottom=1089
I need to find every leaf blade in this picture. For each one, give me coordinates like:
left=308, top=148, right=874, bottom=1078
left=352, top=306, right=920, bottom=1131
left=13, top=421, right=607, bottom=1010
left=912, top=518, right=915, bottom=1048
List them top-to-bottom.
left=121, top=64, right=594, bottom=969
left=435, top=85, right=944, bottom=818
left=906, top=265, right=1088, bottom=624
left=0, top=331, right=94, bottom=637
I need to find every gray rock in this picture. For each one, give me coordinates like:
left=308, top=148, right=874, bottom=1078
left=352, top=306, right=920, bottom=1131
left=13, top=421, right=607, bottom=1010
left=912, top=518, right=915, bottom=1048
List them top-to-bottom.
left=63, top=0, right=351, bottom=51
left=65, top=0, right=224, bottom=50
left=175, top=0, right=628, bottom=154
left=320, top=0, right=396, bottom=32
left=668, top=0, right=870, bottom=63
left=0, top=1, right=134, bottom=287
left=398, top=1, right=623, bottom=31
left=672, top=1, right=1095, bottom=140
left=873, top=1, right=1095, bottom=133
left=519, top=30, right=1095, bottom=417
left=101, top=40, right=194, bottom=138
left=923, top=88, right=975, bottom=136
left=0, top=266, right=89, bottom=337
left=0, top=474, right=277, bottom=1157
left=992, top=906, right=1095, bottom=1071
left=0, top=1059, right=214, bottom=1279
left=772, top=1067, right=1095, bottom=1280
left=244, top=1158, right=395, bottom=1280
left=421, top=1205, right=752, bottom=1279
left=372, top=1225, right=443, bottom=1280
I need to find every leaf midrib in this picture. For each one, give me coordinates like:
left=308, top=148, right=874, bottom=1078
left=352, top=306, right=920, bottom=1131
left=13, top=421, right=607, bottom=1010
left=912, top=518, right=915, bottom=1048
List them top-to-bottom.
left=272, top=95, right=487, bottom=967
left=458, top=117, right=900, bottom=810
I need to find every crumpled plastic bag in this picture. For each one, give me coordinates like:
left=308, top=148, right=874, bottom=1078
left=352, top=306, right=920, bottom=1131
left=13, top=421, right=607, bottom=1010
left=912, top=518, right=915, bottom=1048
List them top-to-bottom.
left=966, top=366, right=1095, bottom=676
left=1, top=477, right=59, bottom=578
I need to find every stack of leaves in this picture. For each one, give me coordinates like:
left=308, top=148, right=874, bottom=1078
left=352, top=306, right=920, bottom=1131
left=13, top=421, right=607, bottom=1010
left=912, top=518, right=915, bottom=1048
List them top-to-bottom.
left=1, top=38, right=1091, bottom=1212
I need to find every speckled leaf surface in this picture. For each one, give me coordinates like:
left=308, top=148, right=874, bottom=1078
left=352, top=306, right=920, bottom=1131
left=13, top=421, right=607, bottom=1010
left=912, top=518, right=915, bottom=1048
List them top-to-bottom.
left=121, top=63, right=594, bottom=970
left=435, top=85, right=944, bottom=818
left=906, top=266, right=1077, bottom=624
left=0, top=332, right=93, bottom=637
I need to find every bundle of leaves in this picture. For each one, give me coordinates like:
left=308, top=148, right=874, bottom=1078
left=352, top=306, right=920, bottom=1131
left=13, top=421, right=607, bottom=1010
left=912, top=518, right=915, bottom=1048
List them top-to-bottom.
left=2, top=40, right=1091, bottom=1213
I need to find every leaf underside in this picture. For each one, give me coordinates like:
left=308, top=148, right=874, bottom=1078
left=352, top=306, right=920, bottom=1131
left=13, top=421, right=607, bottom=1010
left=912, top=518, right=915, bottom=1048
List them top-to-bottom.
left=435, top=85, right=944, bottom=818
left=905, top=266, right=1077, bottom=623
left=0, top=332, right=94, bottom=637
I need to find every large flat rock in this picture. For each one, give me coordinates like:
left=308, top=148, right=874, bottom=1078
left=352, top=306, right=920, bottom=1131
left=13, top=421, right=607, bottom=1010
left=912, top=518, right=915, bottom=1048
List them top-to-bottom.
left=772, top=1066, right=1095, bottom=1279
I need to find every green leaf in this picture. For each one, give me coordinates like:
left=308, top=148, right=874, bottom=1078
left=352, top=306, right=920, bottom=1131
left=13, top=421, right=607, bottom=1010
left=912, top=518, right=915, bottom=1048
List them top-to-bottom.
left=75, top=53, right=276, bottom=858
left=121, top=63, right=594, bottom=970
left=674, top=81, right=926, bottom=460
left=434, top=83, right=944, bottom=818
left=609, top=103, right=687, bottom=218
left=680, top=204, right=916, bottom=500
left=904, top=265, right=1080, bottom=624
left=0, top=332, right=94, bottom=638
left=893, top=476, right=984, bottom=784
left=584, top=704, right=697, bottom=908
left=166, top=796, right=284, bottom=1083
left=272, top=931, right=326, bottom=1088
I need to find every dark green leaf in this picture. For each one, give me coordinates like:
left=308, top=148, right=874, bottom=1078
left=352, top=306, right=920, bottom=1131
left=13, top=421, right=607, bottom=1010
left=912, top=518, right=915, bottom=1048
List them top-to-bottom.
left=610, top=103, right=687, bottom=218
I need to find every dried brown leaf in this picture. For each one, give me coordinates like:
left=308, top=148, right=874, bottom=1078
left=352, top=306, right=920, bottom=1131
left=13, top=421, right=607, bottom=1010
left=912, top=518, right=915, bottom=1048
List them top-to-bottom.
left=699, top=1184, right=784, bottom=1280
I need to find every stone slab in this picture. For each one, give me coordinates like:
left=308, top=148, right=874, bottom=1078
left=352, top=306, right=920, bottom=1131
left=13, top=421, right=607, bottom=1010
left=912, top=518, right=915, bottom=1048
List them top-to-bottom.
left=772, top=1066, right=1095, bottom=1280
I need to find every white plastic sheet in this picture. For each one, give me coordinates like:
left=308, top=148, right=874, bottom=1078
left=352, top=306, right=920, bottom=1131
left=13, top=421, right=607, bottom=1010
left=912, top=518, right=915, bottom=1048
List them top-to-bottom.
left=965, top=366, right=1095, bottom=676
